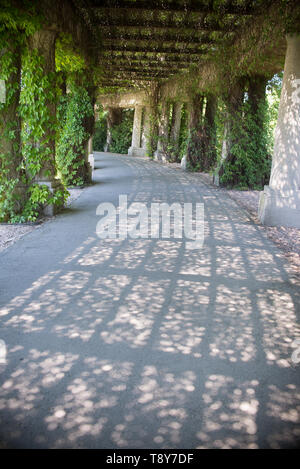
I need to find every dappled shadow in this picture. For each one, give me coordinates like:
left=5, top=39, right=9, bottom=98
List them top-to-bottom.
left=0, top=152, right=300, bottom=448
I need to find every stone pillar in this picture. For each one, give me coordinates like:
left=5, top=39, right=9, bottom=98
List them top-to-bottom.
left=28, top=29, right=64, bottom=215
left=29, top=30, right=57, bottom=184
left=0, top=33, right=28, bottom=221
left=259, top=35, right=300, bottom=228
left=213, top=79, right=245, bottom=185
left=144, top=83, right=159, bottom=158
left=83, top=84, right=96, bottom=182
left=186, top=92, right=205, bottom=169
left=203, top=93, right=217, bottom=171
left=154, top=101, right=170, bottom=162
left=170, top=102, right=183, bottom=149
left=128, top=105, right=143, bottom=156
left=141, top=105, right=151, bottom=152
left=104, top=107, right=122, bottom=152
left=104, top=108, right=112, bottom=152
left=88, top=136, right=94, bottom=170
left=88, top=137, right=93, bottom=154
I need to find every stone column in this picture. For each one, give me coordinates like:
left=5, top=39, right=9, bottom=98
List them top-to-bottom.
left=28, top=29, right=64, bottom=215
left=29, top=30, right=57, bottom=184
left=0, top=33, right=28, bottom=220
left=259, top=34, right=300, bottom=228
left=213, top=79, right=245, bottom=185
left=144, top=83, right=159, bottom=158
left=83, top=84, right=96, bottom=182
left=186, top=92, right=205, bottom=169
left=202, top=93, right=217, bottom=171
left=154, top=101, right=170, bottom=162
left=170, top=102, right=182, bottom=149
left=128, top=105, right=143, bottom=156
left=141, top=105, right=151, bottom=152
left=105, top=107, right=122, bottom=152
left=104, top=108, right=113, bottom=152
left=88, top=136, right=94, bottom=171
left=88, top=137, right=93, bottom=154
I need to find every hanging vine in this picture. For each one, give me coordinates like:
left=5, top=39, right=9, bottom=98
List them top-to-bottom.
left=0, top=30, right=28, bottom=222
left=19, top=44, right=68, bottom=218
left=56, top=77, right=94, bottom=186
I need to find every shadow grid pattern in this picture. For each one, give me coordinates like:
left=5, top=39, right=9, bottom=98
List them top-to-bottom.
left=0, top=152, right=300, bottom=449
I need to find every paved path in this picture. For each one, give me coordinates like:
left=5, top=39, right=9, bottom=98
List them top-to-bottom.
left=0, top=152, right=300, bottom=449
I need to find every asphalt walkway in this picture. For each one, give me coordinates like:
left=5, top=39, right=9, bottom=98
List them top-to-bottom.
left=0, top=152, right=299, bottom=448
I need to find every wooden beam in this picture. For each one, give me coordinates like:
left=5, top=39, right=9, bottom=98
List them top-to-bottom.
left=91, top=1, right=259, bottom=16
left=93, top=16, right=238, bottom=32
left=98, top=25, right=232, bottom=37
left=101, top=34, right=216, bottom=46
left=101, top=44, right=211, bottom=54
left=101, top=54, right=204, bottom=64
left=103, top=59, right=200, bottom=66
left=102, top=61, right=191, bottom=68
left=103, top=65, right=188, bottom=73
left=104, top=71, right=173, bottom=78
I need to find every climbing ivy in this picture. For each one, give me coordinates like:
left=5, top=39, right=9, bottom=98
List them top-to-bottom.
left=0, top=1, right=41, bottom=36
left=0, top=2, right=43, bottom=222
left=0, top=4, right=70, bottom=222
left=0, top=31, right=27, bottom=222
left=55, top=34, right=86, bottom=73
left=19, top=47, right=68, bottom=218
left=20, top=49, right=57, bottom=178
left=56, top=80, right=94, bottom=186
left=217, top=86, right=275, bottom=189
left=218, top=103, right=269, bottom=188
left=93, top=106, right=108, bottom=151
left=109, top=109, right=134, bottom=154
left=145, top=112, right=159, bottom=159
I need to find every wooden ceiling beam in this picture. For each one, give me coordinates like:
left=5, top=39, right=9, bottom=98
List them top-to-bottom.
left=91, top=2, right=258, bottom=16
left=93, top=17, right=238, bottom=32
left=101, top=35, right=216, bottom=46
left=101, top=44, right=210, bottom=54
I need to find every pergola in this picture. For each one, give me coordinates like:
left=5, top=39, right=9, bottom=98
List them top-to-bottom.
left=73, top=0, right=274, bottom=91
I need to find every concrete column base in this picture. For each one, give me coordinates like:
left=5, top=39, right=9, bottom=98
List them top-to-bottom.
left=128, top=146, right=147, bottom=157
left=154, top=150, right=168, bottom=163
left=88, top=154, right=95, bottom=171
left=181, top=155, right=187, bottom=170
left=213, top=172, right=220, bottom=186
left=35, top=180, right=63, bottom=217
left=258, top=186, right=300, bottom=228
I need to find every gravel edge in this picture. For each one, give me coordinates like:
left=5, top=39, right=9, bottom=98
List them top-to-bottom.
left=0, top=187, right=85, bottom=253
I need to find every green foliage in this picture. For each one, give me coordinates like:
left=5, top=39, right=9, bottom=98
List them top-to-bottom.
left=0, top=1, right=41, bottom=36
left=0, top=31, right=28, bottom=222
left=1, top=34, right=68, bottom=223
left=55, top=34, right=86, bottom=73
left=20, top=48, right=57, bottom=179
left=266, top=72, right=283, bottom=150
left=217, top=74, right=282, bottom=189
left=56, top=82, right=94, bottom=186
left=219, top=100, right=271, bottom=188
left=178, top=104, right=189, bottom=160
left=93, top=107, right=107, bottom=151
left=109, top=109, right=133, bottom=154
left=145, top=112, right=159, bottom=159
left=187, top=126, right=217, bottom=172
left=0, top=179, right=26, bottom=223
left=9, top=183, right=68, bottom=223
